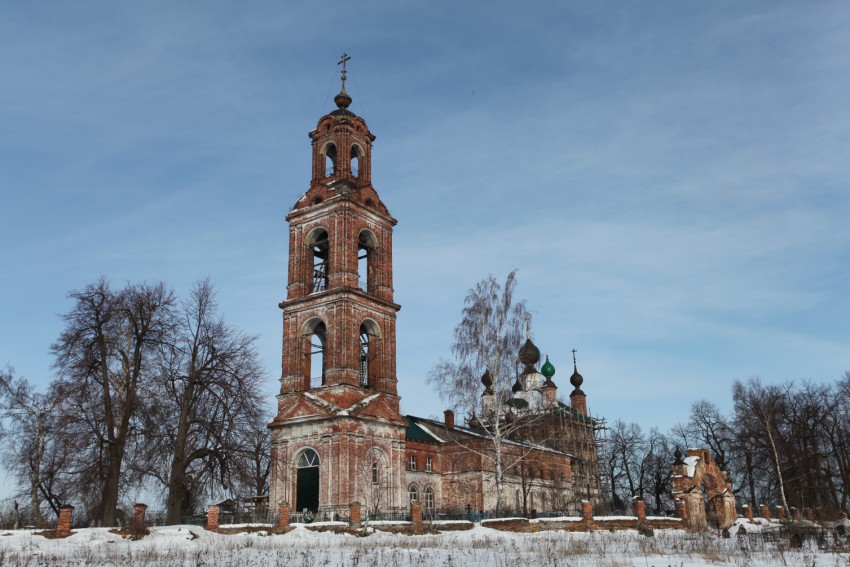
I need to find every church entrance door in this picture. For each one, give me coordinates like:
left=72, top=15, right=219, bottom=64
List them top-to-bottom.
left=296, top=449, right=320, bottom=514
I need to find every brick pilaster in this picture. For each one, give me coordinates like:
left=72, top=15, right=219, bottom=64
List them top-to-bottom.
left=634, top=498, right=646, bottom=522
left=581, top=500, right=594, bottom=528
left=350, top=501, right=362, bottom=528
left=411, top=501, right=422, bottom=527
left=278, top=502, right=290, bottom=531
left=132, top=503, right=147, bottom=536
left=743, top=504, right=753, bottom=522
left=57, top=505, right=74, bottom=537
left=206, top=505, right=220, bottom=532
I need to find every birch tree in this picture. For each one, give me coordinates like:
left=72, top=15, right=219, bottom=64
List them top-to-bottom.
left=427, top=271, right=534, bottom=515
left=732, top=378, right=790, bottom=513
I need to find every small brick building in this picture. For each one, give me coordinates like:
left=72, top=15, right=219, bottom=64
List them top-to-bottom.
left=268, top=77, right=602, bottom=518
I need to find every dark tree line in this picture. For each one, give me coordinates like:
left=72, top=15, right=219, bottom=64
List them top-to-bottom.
left=0, top=278, right=270, bottom=527
left=606, top=374, right=850, bottom=520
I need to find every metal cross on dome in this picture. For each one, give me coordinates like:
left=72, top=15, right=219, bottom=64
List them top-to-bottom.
left=337, top=52, right=351, bottom=91
left=572, top=348, right=578, bottom=365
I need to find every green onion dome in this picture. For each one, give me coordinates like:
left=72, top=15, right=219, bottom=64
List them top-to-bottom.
left=541, top=355, right=555, bottom=379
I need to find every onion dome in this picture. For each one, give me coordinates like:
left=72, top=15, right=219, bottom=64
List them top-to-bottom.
left=518, top=338, right=540, bottom=366
left=541, top=356, right=555, bottom=380
left=569, top=363, right=585, bottom=397
left=569, top=364, right=584, bottom=388
left=481, top=369, right=494, bottom=395
left=512, top=376, right=522, bottom=393
left=504, top=409, right=515, bottom=424
left=674, top=447, right=684, bottom=465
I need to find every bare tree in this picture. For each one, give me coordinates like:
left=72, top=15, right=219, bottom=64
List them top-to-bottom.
left=428, top=271, right=537, bottom=514
left=51, top=279, right=176, bottom=525
left=153, top=279, right=266, bottom=524
left=0, top=368, right=67, bottom=526
left=732, top=378, right=790, bottom=513
left=608, top=420, right=646, bottom=504
left=644, top=431, right=674, bottom=514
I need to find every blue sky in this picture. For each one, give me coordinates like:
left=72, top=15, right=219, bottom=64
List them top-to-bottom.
left=2, top=1, right=849, bottom=441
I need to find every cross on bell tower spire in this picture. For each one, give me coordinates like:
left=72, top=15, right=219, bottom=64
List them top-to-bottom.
left=337, top=52, right=351, bottom=93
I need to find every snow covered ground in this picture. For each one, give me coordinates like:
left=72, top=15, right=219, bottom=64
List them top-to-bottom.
left=1, top=521, right=848, bottom=566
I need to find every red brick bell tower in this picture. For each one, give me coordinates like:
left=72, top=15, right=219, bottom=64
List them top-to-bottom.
left=269, top=57, right=408, bottom=515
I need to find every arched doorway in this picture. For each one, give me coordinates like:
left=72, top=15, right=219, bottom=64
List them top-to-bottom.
left=296, top=449, right=320, bottom=514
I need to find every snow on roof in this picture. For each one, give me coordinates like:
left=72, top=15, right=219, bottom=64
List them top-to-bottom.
left=415, top=422, right=446, bottom=443
left=683, top=455, right=700, bottom=478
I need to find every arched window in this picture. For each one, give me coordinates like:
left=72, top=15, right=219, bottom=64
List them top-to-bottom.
left=324, top=144, right=336, bottom=177
left=350, top=145, right=361, bottom=178
left=308, top=229, right=329, bottom=292
left=357, top=230, right=377, bottom=292
left=303, top=319, right=327, bottom=388
left=359, top=320, right=379, bottom=387
left=298, top=448, right=320, bottom=468
left=371, top=462, right=379, bottom=484
left=408, top=485, right=418, bottom=504
left=424, top=487, right=434, bottom=511
left=515, top=490, right=521, bottom=512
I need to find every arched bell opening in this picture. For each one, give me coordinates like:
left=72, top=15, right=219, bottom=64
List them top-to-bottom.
left=323, top=143, right=337, bottom=177
left=350, top=144, right=362, bottom=178
left=307, top=228, right=329, bottom=293
left=357, top=229, right=378, bottom=292
left=302, top=318, right=327, bottom=389
left=359, top=319, right=381, bottom=387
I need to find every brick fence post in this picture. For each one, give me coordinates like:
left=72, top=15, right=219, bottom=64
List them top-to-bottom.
left=634, top=498, right=646, bottom=523
left=581, top=500, right=594, bottom=529
left=411, top=501, right=422, bottom=528
left=278, top=502, right=290, bottom=531
left=350, top=502, right=361, bottom=528
left=132, top=503, right=147, bottom=537
left=742, top=504, right=753, bottom=522
left=759, top=504, right=771, bottom=521
left=57, top=505, right=74, bottom=537
left=206, top=505, right=220, bottom=532
left=775, top=506, right=786, bottom=522
left=790, top=507, right=801, bottom=521
left=804, top=508, right=814, bottom=522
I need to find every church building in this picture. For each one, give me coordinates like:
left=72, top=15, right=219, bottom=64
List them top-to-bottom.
left=268, top=61, right=601, bottom=519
